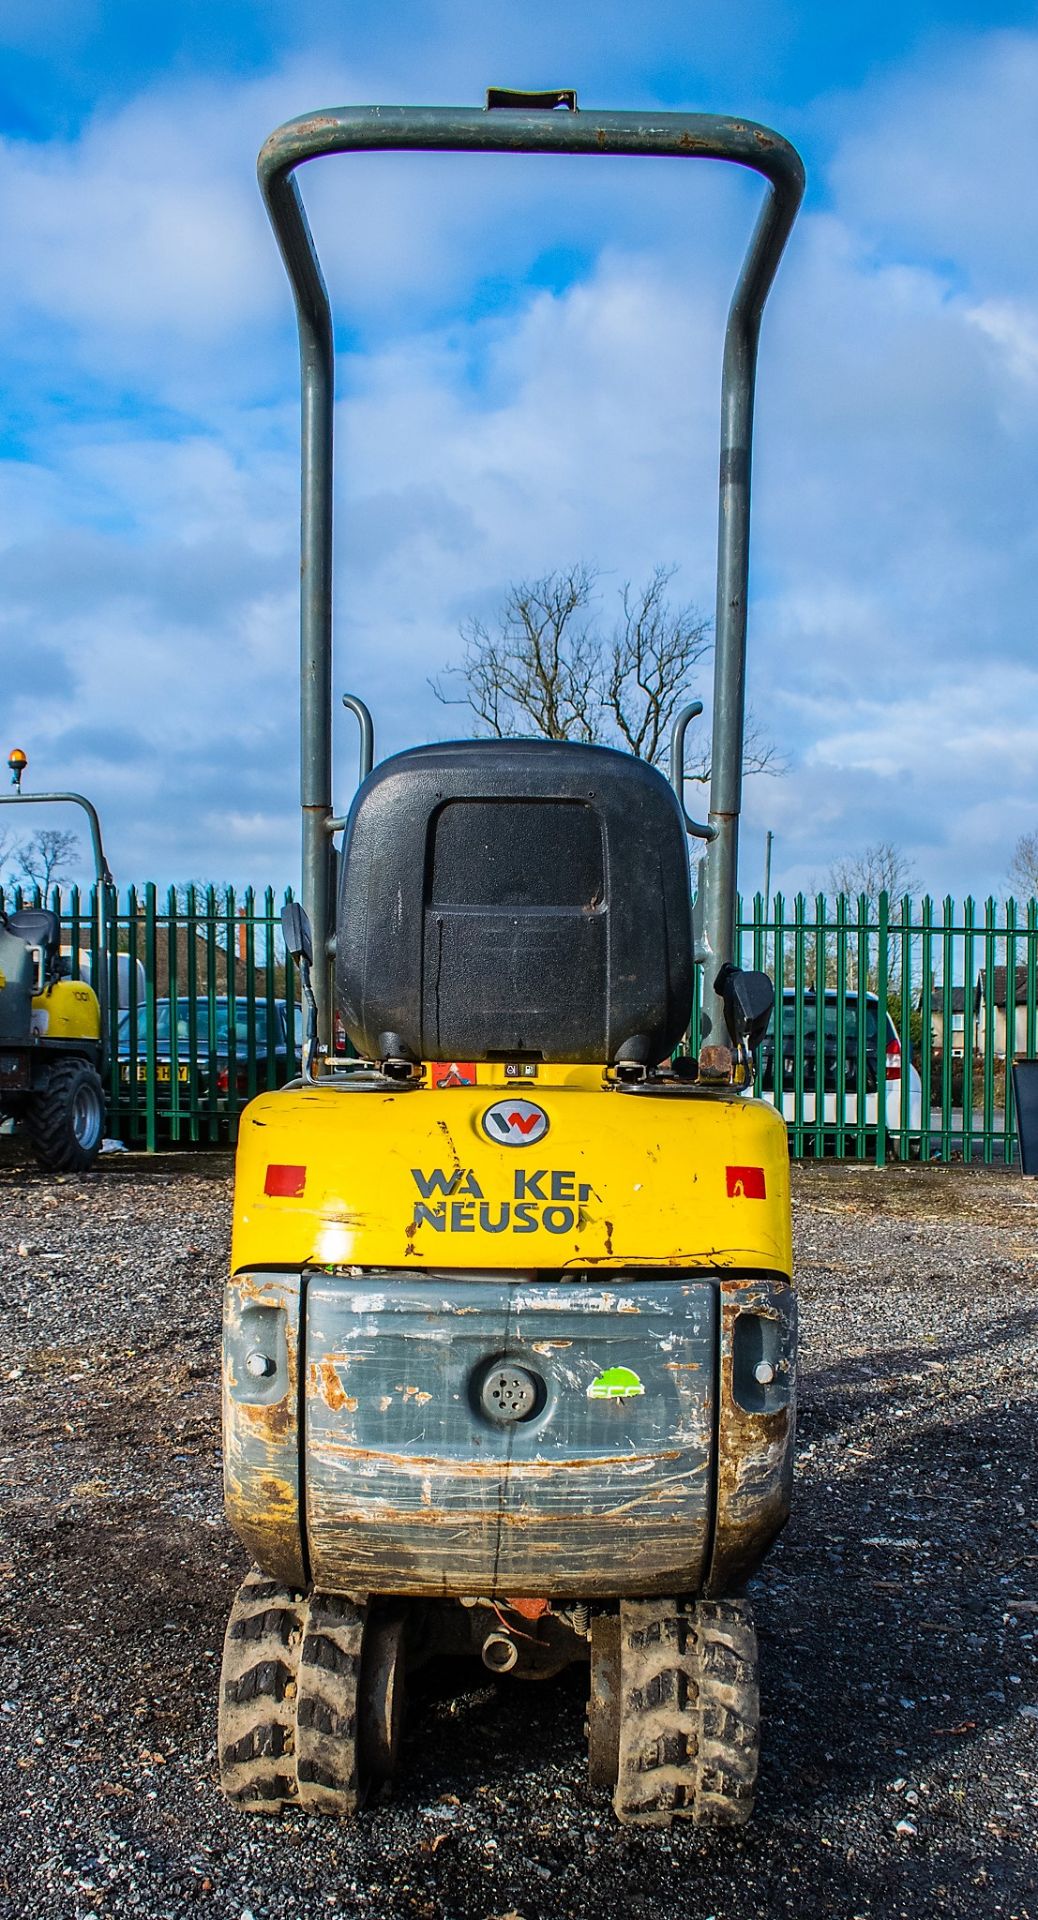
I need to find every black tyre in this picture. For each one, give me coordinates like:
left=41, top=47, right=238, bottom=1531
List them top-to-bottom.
left=25, top=1056, right=105, bottom=1172
left=219, top=1570, right=402, bottom=1817
left=611, top=1595, right=759, bottom=1828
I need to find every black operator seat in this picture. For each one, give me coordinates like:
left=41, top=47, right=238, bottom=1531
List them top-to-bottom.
left=335, top=740, right=694, bottom=1066
left=4, top=908, right=62, bottom=982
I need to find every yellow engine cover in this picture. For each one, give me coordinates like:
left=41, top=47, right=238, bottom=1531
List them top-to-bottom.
left=30, top=979, right=101, bottom=1044
left=231, top=1067, right=792, bottom=1275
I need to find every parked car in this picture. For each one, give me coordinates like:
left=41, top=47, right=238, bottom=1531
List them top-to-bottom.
left=757, top=989, right=922, bottom=1150
left=117, top=996, right=300, bottom=1114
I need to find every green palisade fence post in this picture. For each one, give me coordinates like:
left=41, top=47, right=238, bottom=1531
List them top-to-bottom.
left=144, top=882, right=157, bottom=1156
left=68, top=884, right=80, bottom=980
left=186, top=884, right=199, bottom=1144
left=167, top=885, right=180, bottom=1144
left=244, top=885, right=258, bottom=1125
left=205, top=886, right=219, bottom=1144
left=225, top=886, right=238, bottom=1141
left=264, top=886, right=278, bottom=1093
left=128, top=887, right=141, bottom=1144
left=283, top=890, right=298, bottom=1075
left=875, top=890, right=889, bottom=1166
left=810, top=892, right=823, bottom=1161
left=834, top=892, right=848, bottom=1159
left=751, top=893, right=765, bottom=1099
left=854, top=893, right=868, bottom=1162
left=792, top=894, right=806, bottom=1160
left=898, top=894, right=912, bottom=1164
left=920, top=896, right=933, bottom=1163
left=980, top=896, right=996, bottom=1165
left=941, top=897, right=955, bottom=1162
left=963, top=897, right=976, bottom=1165
left=1004, top=897, right=1016, bottom=1166
left=1023, top=900, right=1038, bottom=1169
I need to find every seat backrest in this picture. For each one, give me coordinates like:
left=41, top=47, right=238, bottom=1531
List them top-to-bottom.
left=335, top=740, right=693, bottom=1065
left=5, top=907, right=61, bottom=957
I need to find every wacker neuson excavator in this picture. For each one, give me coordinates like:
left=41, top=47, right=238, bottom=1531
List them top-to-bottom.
left=219, top=90, right=804, bottom=1828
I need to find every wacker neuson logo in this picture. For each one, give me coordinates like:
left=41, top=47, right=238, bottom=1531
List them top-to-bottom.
left=480, top=1099, right=549, bottom=1146
left=408, top=1160, right=593, bottom=1238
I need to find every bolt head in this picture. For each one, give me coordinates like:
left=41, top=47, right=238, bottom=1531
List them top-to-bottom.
left=245, top=1349, right=276, bottom=1380
left=754, top=1361, right=776, bottom=1386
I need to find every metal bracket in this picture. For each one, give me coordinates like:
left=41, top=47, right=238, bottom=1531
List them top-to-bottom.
left=486, top=88, right=578, bottom=112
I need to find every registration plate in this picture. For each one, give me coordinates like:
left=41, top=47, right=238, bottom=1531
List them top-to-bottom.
left=136, top=1062, right=189, bottom=1083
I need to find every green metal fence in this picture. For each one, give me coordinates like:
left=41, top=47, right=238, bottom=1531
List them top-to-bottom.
left=1, top=882, right=300, bottom=1151
left=3, top=884, right=1035, bottom=1162
left=736, top=891, right=1037, bottom=1166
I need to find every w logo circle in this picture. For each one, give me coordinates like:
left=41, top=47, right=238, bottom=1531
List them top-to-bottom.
left=481, top=1099, right=549, bottom=1146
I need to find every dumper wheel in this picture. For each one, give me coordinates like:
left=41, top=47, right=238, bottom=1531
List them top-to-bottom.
left=25, top=1057, right=105, bottom=1172
left=219, top=1572, right=375, bottom=1815
left=610, top=1596, right=759, bottom=1828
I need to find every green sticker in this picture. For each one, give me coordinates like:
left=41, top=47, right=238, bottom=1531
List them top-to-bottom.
left=587, top=1365, right=645, bottom=1401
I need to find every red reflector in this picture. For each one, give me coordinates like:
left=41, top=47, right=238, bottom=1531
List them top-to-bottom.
left=264, top=1163, right=306, bottom=1198
left=726, top=1165, right=767, bottom=1200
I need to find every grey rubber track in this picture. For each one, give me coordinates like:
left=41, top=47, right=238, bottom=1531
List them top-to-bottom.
left=218, top=1569, right=366, bottom=1817
left=613, top=1596, right=759, bottom=1828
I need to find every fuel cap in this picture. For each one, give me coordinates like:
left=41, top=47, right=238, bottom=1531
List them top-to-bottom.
left=480, top=1363, right=541, bottom=1423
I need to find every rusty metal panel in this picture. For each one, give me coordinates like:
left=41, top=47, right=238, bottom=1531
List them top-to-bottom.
left=223, top=1271, right=306, bottom=1588
left=303, top=1274, right=717, bottom=1599
left=706, top=1275, right=797, bottom=1594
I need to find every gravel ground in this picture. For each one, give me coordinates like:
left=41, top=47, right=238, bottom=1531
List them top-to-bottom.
left=0, top=1144, right=1035, bottom=1920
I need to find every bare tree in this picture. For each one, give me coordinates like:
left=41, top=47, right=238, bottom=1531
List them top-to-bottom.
left=432, top=564, right=778, bottom=781
left=432, top=565, right=602, bottom=745
left=0, top=824, right=16, bottom=891
left=13, top=828, right=81, bottom=894
left=1008, top=830, right=1038, bottom=900
left=823, top=840, right=918, bottom=997
left=827, top=840, right=917, bottom=904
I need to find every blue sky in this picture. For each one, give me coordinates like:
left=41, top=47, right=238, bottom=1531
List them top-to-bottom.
left=1, top=0, right=1037, bottom=900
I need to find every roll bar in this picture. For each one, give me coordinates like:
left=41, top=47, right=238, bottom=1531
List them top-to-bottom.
left=258, top=93, right=804, bottom=1052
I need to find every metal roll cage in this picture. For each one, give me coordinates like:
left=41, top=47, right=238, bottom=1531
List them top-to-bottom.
left=258, top=92, right=804, bottom=1053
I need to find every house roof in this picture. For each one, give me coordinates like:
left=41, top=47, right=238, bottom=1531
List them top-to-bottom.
left=985, top=964, right=1033, bottom=1008
left=931, top=985, right=967, bottom=1014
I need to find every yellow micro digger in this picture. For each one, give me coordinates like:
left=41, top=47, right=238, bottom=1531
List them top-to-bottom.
left=219, top=89, right=804, bottom=1828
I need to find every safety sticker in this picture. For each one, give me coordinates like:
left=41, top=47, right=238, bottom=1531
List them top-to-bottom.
left=432, top=1061, right=477, bottom=1087
left=587, top=1365, right=645, bottom=1401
